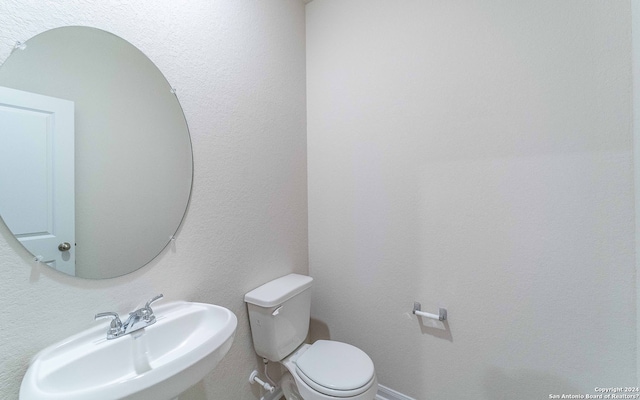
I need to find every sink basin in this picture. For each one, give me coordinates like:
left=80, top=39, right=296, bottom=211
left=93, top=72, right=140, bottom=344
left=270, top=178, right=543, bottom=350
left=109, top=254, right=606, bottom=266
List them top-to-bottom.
left=20, top=301, right=238, bottom=400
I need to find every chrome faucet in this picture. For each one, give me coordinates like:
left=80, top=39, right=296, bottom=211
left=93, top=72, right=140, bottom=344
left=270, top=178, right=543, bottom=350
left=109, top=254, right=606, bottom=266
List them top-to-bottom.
left=95, top=294, right=164, bottom=340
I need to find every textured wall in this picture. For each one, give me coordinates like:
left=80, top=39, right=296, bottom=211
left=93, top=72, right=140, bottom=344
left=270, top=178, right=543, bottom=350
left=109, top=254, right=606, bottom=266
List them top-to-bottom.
left=307, top=0, right=635, bottom=398
left=0, top=1, right=307, bottom=399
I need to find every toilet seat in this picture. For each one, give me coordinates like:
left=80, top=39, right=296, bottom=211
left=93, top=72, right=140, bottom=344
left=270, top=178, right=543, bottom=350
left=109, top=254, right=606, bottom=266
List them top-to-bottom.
left=294, top=340, right=375, bottom=398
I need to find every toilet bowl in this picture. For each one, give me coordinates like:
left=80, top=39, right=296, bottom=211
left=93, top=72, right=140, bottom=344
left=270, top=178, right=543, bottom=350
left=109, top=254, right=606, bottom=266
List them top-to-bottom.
left=244, top=274, right=377, bottom=400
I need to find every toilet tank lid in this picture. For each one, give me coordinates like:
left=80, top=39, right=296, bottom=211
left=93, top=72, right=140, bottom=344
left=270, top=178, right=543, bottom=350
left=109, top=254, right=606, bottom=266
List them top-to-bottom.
left=245, top=274, right=313, bottom=307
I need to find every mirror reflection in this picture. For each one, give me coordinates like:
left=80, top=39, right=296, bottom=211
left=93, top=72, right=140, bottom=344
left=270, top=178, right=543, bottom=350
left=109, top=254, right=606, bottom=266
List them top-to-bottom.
left=0, top=26, right=193, bottom=279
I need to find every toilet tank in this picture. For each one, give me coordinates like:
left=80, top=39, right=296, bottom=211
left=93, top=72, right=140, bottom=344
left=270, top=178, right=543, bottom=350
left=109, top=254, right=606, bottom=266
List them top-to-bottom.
left=244, top=274, right=313, bottom=362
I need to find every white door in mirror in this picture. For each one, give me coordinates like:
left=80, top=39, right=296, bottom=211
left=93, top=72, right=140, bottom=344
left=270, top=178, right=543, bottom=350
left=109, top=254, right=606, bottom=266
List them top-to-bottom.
left=0, top=86, right=75, bottom=274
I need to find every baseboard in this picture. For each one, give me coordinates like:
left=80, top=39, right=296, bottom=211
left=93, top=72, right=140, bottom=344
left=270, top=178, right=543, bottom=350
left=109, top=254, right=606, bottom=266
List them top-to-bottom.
left=376, top=384, right=416, bottom=400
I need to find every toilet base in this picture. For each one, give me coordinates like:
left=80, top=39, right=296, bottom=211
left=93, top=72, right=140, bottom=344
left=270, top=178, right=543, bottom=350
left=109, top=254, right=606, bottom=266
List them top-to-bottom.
left=281, top=371, right=304, bottom=400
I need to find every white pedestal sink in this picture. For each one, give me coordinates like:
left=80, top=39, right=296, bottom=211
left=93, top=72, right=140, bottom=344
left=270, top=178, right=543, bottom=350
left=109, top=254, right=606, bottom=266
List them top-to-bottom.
left=20, top=301, right=238, bottom=400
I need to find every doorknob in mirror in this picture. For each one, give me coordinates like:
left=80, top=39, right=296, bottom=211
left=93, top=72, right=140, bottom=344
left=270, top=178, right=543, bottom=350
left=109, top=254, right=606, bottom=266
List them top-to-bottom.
left=58, top=242, right=71, bottom=252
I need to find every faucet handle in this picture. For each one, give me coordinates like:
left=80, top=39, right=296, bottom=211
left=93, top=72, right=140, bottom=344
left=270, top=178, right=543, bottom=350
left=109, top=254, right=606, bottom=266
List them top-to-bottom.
left=142, top=294, right=163, bottom=321
left=145, top=294, right=164, bottom=309
left=95, top=311, right=122, bottom=327
left=95, top=312, right=124, bottom=338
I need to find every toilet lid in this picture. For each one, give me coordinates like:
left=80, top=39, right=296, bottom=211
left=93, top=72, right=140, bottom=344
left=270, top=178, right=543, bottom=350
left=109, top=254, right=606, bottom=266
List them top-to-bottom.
left=295, top=340, right=375, bottom=397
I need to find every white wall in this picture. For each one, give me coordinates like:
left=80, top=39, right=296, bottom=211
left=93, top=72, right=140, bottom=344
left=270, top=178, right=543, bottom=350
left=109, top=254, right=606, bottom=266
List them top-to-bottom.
left=0, top=1, right=307, bottom=399
left=307, top=1, right=635, bottom=398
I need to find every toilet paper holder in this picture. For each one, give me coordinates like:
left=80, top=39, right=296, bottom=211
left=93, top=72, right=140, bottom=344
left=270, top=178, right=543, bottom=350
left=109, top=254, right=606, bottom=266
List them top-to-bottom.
left=413, top=302, right=447, bottom=321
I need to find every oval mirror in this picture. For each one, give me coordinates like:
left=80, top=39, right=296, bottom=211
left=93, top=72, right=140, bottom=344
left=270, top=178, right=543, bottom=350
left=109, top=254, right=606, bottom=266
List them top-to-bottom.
left=0, top=26, right=193, bottom=279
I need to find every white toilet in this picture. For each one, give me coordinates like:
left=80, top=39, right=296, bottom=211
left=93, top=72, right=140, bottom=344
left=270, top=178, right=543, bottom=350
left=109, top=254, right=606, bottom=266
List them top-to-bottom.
left=244, top=274, right=378, bottom=400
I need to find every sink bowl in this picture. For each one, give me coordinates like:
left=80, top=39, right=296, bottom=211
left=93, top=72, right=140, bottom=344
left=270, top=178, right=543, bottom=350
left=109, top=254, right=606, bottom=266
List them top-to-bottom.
left=20, top=301, right=237, bottom=400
